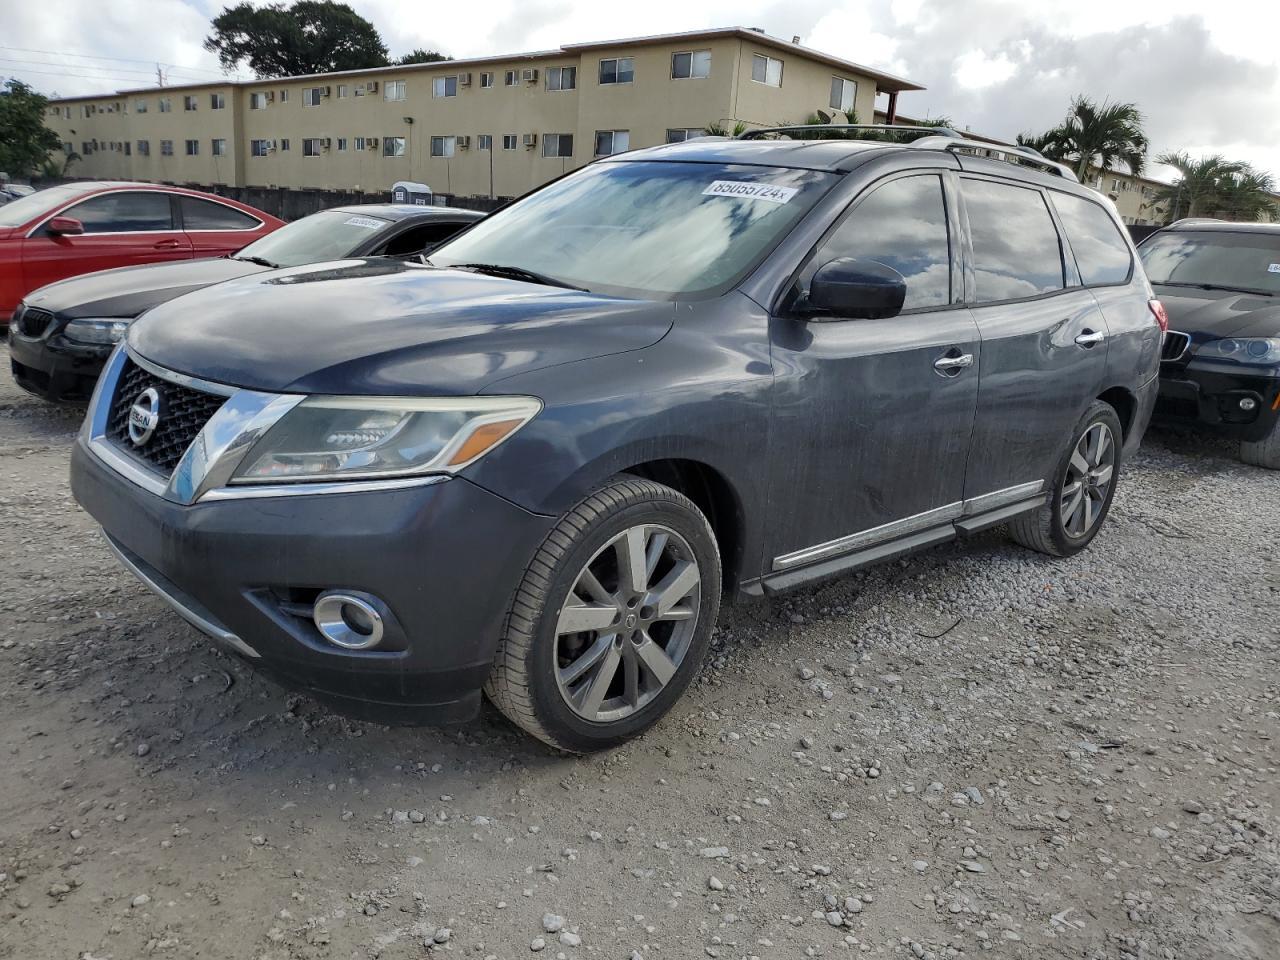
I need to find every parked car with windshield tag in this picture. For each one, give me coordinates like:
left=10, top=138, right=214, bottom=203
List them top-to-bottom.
left=70, top=128, right=1163, bottom=751
left=8, top=204, right=482, bottom=402
left=1139, top=220, right=1280, bottom=468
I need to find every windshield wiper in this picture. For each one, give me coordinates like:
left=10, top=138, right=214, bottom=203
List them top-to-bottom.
left=234, top=255, right=281, bottom=269
left=449, top=262, right=587, bottom=291
left=1154, top=280, right=1276, bottom=297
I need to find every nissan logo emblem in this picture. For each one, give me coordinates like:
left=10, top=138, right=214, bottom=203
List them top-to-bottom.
left=128, top=387, right=162, bottom=446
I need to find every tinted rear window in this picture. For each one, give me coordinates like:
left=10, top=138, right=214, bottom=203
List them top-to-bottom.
left=964, top=179, right=1064, bottom=303
left=1052, top=191, right=1132, bottom=285
left=181, top=196, right=260, bottom=230
left=1140, top=230, right=1280, bottom=295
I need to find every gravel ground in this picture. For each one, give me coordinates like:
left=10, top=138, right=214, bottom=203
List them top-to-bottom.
left=1, top=342, right=1277, bottom=960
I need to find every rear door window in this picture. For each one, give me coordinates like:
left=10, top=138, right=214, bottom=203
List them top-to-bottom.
left=806, top=174, right=952, bottom=311
left=963, top=179, right=1064, bottom=302
left=58, top=191, right=174, bottom=233
left=1051, top=191, right=1132, bottom=285
left=180, top=196, right=260, bottom=230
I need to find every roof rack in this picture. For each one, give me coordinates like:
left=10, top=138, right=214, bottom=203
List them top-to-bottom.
left=738, top=123, right=962, bottom=141
left=906, top=136, right=1079, bottom=181
left=1168, top=217, right=1222, bottom=226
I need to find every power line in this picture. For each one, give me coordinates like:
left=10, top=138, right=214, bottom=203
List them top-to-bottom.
left=0, top=45, right=232, bottom=78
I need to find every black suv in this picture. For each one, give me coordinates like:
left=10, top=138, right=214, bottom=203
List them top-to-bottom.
left=70, top=128, right=1162, bottom=751
left=1139, top=220, right=1280, bottom=468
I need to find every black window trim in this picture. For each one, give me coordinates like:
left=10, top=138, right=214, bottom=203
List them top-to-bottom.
left=955, top=171, right=1078, bottom=309
left=1046, top=186, right=1136, bottom=290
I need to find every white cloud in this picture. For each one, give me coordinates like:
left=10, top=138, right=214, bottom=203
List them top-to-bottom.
left=952, top=50, right=1016, bottom=90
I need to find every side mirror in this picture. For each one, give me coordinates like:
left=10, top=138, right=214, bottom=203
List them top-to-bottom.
left=47, top=216, right=85, bottom=236
left=804, top=257, right=906, bottom=320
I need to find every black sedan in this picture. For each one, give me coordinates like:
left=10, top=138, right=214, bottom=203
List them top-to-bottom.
left=8, top=203, right=483, bottom=402
left=1139, top=220, right=1280, bottom=468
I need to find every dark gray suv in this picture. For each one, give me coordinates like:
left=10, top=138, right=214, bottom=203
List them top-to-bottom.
left=70, top=128, right=1163, bottom=751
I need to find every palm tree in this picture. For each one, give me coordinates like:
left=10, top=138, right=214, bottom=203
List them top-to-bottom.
left=1021, top=95, right=1149, bottom=181
left=703, top=120, right=747, bottom=137
left=1154, top=152, right=1245, bottom=220
left=1213, top=167, right=1278, bottom=222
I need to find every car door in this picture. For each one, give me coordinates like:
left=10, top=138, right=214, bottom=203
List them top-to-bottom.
left=766, top=171, right=981, bottom=577
left=957, top=174, right=1111, bottom=502
left=22, top=190, right=193, bottom=294
left=178, top=194, right=268, bottom=258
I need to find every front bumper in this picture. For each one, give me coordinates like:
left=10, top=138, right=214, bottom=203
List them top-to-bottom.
left=9, top=327, right=112, bottom=402
left=1154, top=359, right=1280, bottom=443
left=71, top=439, right=554, bottom=724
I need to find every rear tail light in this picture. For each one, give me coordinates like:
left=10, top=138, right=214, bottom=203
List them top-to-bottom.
left=1149, top=299, right=1170, bottom=334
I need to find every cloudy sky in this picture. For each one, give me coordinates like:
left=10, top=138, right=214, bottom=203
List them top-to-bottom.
left=6, top=0, right=1278, bottom=182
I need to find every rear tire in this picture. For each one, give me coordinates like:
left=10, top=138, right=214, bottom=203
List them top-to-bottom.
left=1008, top=400, right=1123, bottom=558
left=1240, top=420, right=1280, bottom=469
left=484, top=477, right=721, bottom=752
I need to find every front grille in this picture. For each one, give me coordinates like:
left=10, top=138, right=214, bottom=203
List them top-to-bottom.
left=15, top=306, right=56, bottom=339
left=1161, top=331, right=1191, bottom=363
left=106, top=359, right=227, bottom=475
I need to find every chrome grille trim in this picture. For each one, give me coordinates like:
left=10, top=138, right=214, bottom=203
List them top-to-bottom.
left=1161, top=331, right=1191, bottom=363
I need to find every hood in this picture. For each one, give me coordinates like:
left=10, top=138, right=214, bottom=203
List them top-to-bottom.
left=22, top=257, right=267, bottom=320
left=128, top=259, right=674, bottom=395
left=1153, top=284, right=1280, bottom=341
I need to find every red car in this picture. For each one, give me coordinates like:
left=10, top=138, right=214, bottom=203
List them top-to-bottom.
left=0, top=182, right=282, bottom=325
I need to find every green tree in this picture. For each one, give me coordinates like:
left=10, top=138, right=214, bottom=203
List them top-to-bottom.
left=204, top=1, right=389, bottom=78
left=398, top=49, right=451, bottom=65
left=0, top=80, right=62, bottom=178
left=1021, top=95, right=1149, bottom=180
left=703, top=120, right=747, bottom=137
left=1156, top=152, right=1277, bottom=222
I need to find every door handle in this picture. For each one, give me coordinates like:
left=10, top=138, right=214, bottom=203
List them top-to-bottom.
left=153, top=239, right=182, bottom=249
left=1074, top=329, right=1105, bottom=348
left=933, top=351, right=974, bottom=376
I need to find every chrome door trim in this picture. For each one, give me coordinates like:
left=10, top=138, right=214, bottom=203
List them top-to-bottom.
left=773, top=480, right=1046, bottom=571
left=773, top=501, right=964, bottom=571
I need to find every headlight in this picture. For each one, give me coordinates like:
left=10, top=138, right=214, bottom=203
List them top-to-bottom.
left=64, top=318, right=131, bottom=345
left=1198, top=337, right=1280, bottom=364
left=231, top=395, right=541, bottom=483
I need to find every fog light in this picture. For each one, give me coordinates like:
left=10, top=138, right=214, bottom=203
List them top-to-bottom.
left=1239, top=397, right=1258, bottom=411
left=313, top=592, right=385, bottom=650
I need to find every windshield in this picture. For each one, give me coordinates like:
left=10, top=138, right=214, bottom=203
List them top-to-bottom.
left=430, top=160, right=838, bottom=298
left=0, top=184, right=89, bottom=228
left=234, top=209, right=392, bottom=267
left=1140, top=230, right=1280, bottom=295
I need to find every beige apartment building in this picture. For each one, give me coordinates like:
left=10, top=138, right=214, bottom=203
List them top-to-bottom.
left=44, top=27, right=922, bottom=199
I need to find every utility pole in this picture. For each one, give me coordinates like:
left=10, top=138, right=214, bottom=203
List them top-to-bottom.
left=155, top=64, right=167, bottom=87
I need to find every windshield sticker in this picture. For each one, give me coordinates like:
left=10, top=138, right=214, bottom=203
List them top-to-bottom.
left=702, top=180, right=799, bottom=204
left=343, top=216, right=384, bottom=229
left=1268, top=263, right=1280, bottom=273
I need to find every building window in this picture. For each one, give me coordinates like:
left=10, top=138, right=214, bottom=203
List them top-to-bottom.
left=671, top=50, right=711, bottom=79
left=751, top=54, right=783, bottom=87
left=599, top=57, right=634, bottom=84
left=546, top=66, right=577, bottom=91
left=504, top=69, right=518, bottom=86
left=480, top=72, right=494, bottom=88
left=433, top=76, right=458, bottom=98
left=829, top=77, right=856, bottom=113
left=384, top=80, right=407, bottom=102
left=337, top=84, right=348, bottom=98
left=303, top=87, right=326, bottom=106
left=280, top=89, right=289, bottom=102
left=250, top=92, right=268, bottom=110
left=211, top=93, right=226, bottom=110
left=184, top=95, right=198, bottom=111
left=158, top=97, right=172, bottom=113
left=135, top=99, right=148, bottom=113
left=666, top=128, right=703, bottom=143
left=594, top=130, right=630, bottom=156
left=543, top=133, right=573, bottom=158
left=478, top=134, right=492, bottom=150
left=502, top=134, right=518, bottom=150
left=430, top=135, right=456, bottom=157
left=383, top=136, right=406, bottom=157
left=337, top=137, right=348, bottom=151
left=355, top=137, right=367, bottom=151
left=280, top=138, right=290, bottom=151
left=303, top=138, right=322, bottom=157
left=185, top=139, right=199, bottom=156
left=212, top=139, right=227, bottom=156
left=251, top=139, right=270, bottom=157
left=137, top=140, right=150, bottom=156
left=160, top=140, right=174, bottom=156
left=124, top=142, right=131, bottom=157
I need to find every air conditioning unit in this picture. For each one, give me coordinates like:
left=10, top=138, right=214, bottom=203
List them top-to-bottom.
left=522, top=68, right=538, bottom=83
left=459, top=73, right=472, bottom=86
left=365, top=81, right=379, bottom=93
left=322, top=86, right=331, bottom=97
left=354, top=87, right=365, bottom=97
left=266, top=91, right=276, bottom=102
left=523, top=133, right=537, bottom=148
left=457, top=135, right=471, bottom=149
left=368, top=137, right=380, bottom=149
left=320, top=138, right=331, bottom=149
left=267, top=140, right=277, bottom=151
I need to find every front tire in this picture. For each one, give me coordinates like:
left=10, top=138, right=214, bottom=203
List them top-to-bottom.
left=1008, top=400, right=1123, bottom=558
left=1240, top=419, right=1280, bottom=469
left=485, top=478, right=721, bottom=752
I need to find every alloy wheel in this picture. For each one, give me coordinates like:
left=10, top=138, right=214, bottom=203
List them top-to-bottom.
left=1060, top=422, right=1116, bottom=538
left=554, top=524, right=701, bottom=723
